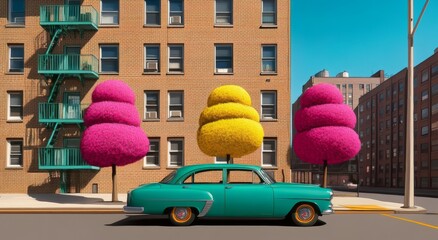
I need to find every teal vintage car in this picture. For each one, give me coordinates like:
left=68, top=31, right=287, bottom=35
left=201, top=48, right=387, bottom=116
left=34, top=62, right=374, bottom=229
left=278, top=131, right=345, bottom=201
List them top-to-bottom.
left=124, top=164, right=333, bottom=226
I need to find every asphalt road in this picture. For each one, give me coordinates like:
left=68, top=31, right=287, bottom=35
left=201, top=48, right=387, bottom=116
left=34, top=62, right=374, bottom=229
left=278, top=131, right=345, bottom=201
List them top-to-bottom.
left=0, top=193, right=436, bottom=240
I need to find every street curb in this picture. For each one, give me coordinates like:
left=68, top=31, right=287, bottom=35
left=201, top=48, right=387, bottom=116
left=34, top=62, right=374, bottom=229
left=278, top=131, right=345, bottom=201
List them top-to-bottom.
left=0, top=208, right=124, bottom=214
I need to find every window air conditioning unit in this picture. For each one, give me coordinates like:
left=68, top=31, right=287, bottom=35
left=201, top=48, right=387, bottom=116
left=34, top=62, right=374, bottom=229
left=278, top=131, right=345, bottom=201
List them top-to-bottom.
left=170, top=16, right=182, bottom=25
left=14, top=17, right=25, bottom=24
left=146, top=61, right=158, bottom=71
left=217, top=68, right=231, bottom=73
left=169, top=110, right=182, bottom=118
left=146, top=111, right=158, bottom=119
left=262, top=114, right=275, bottom=119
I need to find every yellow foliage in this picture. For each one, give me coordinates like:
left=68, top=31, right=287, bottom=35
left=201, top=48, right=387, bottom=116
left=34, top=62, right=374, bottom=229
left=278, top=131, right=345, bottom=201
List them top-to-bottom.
left=197, top=85, right=264, bottom=158
left=207, top=85, right=252, bottom=107
left=199, top=103, right=260, bottom=126
left=197, top=119, right=264, bottom=158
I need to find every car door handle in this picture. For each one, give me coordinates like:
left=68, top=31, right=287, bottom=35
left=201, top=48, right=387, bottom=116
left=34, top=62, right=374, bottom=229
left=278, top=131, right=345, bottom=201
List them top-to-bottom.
left=182, top=186, right=189, bottom=189
left=225, top=186, right=232, bottom=189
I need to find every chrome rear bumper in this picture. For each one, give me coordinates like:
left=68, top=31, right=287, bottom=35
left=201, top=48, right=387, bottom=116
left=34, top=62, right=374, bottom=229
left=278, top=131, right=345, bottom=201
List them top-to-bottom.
left=123, top=206, right=144, bottom=214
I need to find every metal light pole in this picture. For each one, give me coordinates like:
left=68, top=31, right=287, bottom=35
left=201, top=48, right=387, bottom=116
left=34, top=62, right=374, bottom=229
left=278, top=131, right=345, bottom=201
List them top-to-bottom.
left=404, top=0, right=429, bottom=209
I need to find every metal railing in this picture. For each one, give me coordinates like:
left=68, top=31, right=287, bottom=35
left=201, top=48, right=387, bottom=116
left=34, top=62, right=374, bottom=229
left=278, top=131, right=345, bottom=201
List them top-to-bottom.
left=40, top=5, right=98, bottom=26
left=38, top=54, right=98, bottom=74
left=38, top=103, right=88, bottom=123
left=38, top=147, right=99, bottom=170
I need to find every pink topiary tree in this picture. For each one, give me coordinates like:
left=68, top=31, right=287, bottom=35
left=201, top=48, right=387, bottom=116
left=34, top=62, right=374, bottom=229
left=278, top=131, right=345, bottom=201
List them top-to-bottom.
left=81, top=80, right=150, bottom=202
left=293, top=83, right=361, bottom=188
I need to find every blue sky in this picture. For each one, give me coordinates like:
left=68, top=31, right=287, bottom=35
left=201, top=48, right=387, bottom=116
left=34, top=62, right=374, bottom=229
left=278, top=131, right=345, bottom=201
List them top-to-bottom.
left=291, top=0, right=438, bottom=102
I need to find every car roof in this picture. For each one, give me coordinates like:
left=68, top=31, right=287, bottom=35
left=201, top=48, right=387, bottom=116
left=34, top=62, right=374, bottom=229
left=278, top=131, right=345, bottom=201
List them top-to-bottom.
left=172, top=164, right=262, bottom=182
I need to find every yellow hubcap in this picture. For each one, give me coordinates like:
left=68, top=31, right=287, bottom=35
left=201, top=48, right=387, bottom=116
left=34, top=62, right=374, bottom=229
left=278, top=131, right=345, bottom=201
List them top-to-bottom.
left=172, top=208, right=192, bottom=223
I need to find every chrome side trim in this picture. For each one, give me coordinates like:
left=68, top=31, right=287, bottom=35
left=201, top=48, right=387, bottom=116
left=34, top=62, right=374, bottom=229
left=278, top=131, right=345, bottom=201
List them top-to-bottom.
left=198, top=200, right=214, bottom=217
left=123, top=206, right=144, bottom=214
left=322, top=209, right=334, bottom=215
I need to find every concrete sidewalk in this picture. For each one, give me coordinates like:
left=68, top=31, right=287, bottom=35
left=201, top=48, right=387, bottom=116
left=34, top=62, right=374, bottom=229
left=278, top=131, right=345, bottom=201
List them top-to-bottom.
left=0, top=193, right=426, bottom=214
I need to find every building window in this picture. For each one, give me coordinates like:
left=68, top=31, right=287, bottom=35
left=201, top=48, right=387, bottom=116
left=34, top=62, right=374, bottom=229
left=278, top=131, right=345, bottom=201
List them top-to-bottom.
left=8, top=0, right=25, bottom=25
left=100, top=0, right=119, bottom=25
left=145, top=0, right=160, bottom=25
left=169, top=0, right=184, bottom=25
left=215, top=0, right=232, bottom=25
left=262, top=0, right=276, bottom=25
left=215, top=44, right=233, bottom=73
left=9, top=45, right=24, bottom=73
left=100, top=45, right=119, bottom=73
left=144, top=45, right=160, bottom=73
left=168, top=45, right=184, bottom=73
left=261, top=45, right=276, bottom=73
left=432, top=64, right=438, bottom=77
left=422, top=70, right=429, bottom=82
left=432, top=83, right=438, bottom=96
left=421, top=89, right=428, bottom=101
left=144, top=91, right=159, bottom=120
left=168, top=91, right=183, bottom=119
left=261, top=91, right=277, bottom=120
left=8, top=92, right=23, bottom=121
left=432, top=103, right=438, bottom=115
left=421, top=107, right=429, bottom=119
left=421, top=126, right=429, bottom=136
left=144, top=138, right=160, bottom=167
left=168, top=138, right=184, bottom=167
left=262, top=138, right=277, bottom=167
left=7, top=139, right=23, bottom=168
left=215, top=156, right=231, bottom=164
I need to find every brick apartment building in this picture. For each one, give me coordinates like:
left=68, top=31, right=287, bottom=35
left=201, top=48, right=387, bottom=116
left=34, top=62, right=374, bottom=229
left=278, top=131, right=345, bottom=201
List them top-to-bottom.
left=0, top=0, right=290, bottom=193
left=358, top=50, right=438, bottom=189
left=291, top=70, right=384, bottom=185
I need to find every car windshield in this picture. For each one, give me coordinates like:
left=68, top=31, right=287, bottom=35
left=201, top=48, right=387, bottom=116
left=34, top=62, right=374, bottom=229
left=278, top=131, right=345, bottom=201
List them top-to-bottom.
left=260, top=169, right=276, bottom=184
left=160, top=171, right=176, bottom=183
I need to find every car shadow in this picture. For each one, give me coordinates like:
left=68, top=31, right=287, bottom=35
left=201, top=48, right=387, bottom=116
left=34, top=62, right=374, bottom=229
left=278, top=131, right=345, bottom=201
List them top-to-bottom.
left=107, top=215, right=327, bottom=227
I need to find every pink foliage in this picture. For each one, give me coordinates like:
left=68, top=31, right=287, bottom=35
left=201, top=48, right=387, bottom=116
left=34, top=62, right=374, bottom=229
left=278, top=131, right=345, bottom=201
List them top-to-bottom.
left=81, top=80, right=149, bottom=168
left=91, top=80, right=136, bottom=104
left=293, top=83, right=360, bottom=165
left=300, top=83, right=343, bottom=108
left=84, top=101, right=141, bottom=127
left=294, top=104, right=356, bottom=132
left=81, top=123, right=150, bottom=167
left=293, top=127, right=361, bottom=164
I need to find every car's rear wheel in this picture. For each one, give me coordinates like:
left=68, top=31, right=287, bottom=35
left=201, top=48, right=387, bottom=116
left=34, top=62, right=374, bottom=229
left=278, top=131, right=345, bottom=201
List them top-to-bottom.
left=291, top=203, right=318, bottom=226
left=169, top=207, right=196, bottom=226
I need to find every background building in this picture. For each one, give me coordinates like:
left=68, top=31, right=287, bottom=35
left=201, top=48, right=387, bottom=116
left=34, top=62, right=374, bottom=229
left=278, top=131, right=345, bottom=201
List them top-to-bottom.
left=0, top=0, right=290, bottom=193
left=358, top=50, right=438, bottom=189
left=292, top=70, right=384, bottom=185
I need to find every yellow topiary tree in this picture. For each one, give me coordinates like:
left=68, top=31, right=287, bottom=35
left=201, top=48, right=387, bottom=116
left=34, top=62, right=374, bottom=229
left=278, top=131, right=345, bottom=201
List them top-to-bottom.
left=197, top=85, right=264, bottom=163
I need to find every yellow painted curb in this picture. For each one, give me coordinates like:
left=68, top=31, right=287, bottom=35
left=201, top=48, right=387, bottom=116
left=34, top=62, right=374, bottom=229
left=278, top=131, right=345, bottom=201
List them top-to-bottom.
left=342, top=205, right=390, bottom=211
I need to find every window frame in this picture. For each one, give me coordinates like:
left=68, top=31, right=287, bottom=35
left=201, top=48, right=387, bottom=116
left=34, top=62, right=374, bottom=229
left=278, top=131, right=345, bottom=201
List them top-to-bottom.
left=8, top=0, right=25, bottom=25
left=100, top=0, right=119, bottom=25
left=145, top=0, right=161, bottom=26
left=169, top=0, right=184, bottom=25
left=215, top=0, right=233, bottom=25
left=261, top=0, right=277, bottom=26
left=144, top=44, right=160, bottom=73
left=168, top=44, right=184, bottom=73
left=215, top=44, right=233, bottom=74
left=9, top=45, right=24, bottom=73
left=99, top=45, right=119, bottom=73
left=261, top=45, right=277, bottom=73
left=144, top=91, right=160, bottom=120
left=168, top=91, right=184, bottom=119
left=261, top=91, right=277, bottom=120
left=7, top=92, right=23, bottom=121
left=144, top=138, right=160, bottom=168
left=168, top=138, right=184, bottom=167
left=262, top=138, right=277, bottom=167
left=6, top=139, right=23, bottom=168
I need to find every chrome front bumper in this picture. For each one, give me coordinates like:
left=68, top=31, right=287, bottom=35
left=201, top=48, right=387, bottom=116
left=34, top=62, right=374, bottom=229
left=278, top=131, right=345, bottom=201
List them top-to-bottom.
left=123, top=206, right=144, bottom=214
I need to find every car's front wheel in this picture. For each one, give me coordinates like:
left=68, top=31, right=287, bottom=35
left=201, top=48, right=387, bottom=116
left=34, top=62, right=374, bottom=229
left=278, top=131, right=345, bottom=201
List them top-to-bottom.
left=291, top=203, right=318, bottom=226
left=169, top=207, right=196, bottom=226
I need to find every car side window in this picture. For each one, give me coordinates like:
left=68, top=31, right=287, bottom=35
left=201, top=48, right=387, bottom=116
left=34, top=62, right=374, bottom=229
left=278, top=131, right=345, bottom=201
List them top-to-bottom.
left=183, top=170, right=223, bottom=184
left=226, top=170, right=264, bottom=184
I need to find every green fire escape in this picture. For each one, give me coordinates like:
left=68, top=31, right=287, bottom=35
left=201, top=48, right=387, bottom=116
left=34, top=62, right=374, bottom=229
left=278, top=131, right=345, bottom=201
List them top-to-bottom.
left=37, top=5, right=100, bottom=191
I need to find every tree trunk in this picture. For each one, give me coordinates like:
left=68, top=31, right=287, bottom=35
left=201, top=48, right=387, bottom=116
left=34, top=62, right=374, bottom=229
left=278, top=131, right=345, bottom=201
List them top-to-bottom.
left=226, top=154, right=231, bottom=164
left=322, top=160, right=328, bottom=188
left=112, top=164, right=118, bottom=202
